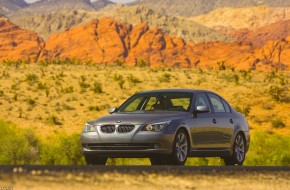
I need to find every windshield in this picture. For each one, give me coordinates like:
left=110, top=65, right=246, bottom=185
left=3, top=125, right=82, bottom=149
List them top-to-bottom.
left=117, top=92, right=193, bottom=113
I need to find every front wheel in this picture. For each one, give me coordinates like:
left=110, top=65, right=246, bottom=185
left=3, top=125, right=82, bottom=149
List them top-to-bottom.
left=170, top=129, right=189, bottom=165
left=223, top=133, right=246, bottom=165
left=84, top=155, right=107, bottom=165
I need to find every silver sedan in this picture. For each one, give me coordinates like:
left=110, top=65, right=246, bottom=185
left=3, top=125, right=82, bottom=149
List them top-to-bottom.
left=81, top=89, right=250, bottom=165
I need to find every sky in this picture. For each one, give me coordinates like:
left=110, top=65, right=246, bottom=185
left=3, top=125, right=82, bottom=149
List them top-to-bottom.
left=24, top=0, right=136, bottom=4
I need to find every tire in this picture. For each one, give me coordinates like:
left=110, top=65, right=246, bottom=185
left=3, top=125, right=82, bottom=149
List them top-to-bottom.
left=169, top=129, right=189, bottom=165
left=223, top=133, right=246, bottom=165
left=84, top=155, right=107, bottom=165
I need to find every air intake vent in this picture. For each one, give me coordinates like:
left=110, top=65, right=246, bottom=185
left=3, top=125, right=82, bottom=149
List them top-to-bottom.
left=100, top=125, right=115, bottom=133
left=117, top=125, right=135, bottom=133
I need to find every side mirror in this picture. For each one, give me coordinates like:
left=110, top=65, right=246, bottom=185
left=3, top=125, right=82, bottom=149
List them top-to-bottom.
left=195, top=106, right=210, bottom=113
left=108, top=107, right=117, bottom=114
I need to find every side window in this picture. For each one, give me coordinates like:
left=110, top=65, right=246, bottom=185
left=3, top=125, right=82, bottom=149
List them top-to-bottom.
left=194, top=93, right=211, bottom=112
left=208, top=93, right=225, bottom=113
left=144, top=97, right=157, bottom=110
left=221, top=99, right=231, bottom=113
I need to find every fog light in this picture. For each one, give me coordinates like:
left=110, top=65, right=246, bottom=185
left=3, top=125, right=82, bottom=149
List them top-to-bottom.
left=154, top=144, right=159, bottom=149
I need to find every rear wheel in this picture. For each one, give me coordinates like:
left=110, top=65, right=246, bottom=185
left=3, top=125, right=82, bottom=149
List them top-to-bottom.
left=223, top=133, right=246, bottom=165
left=84, top=155, right=107, bottom=165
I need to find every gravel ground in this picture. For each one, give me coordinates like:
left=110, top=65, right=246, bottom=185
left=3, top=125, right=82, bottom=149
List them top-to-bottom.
left=0, top=166, right=289, bottom=190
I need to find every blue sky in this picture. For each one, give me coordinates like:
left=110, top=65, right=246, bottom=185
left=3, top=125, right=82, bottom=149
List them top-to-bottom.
left=24, top=0, right=136, bottom=3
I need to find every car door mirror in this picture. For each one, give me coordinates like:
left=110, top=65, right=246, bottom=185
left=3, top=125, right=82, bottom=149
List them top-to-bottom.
left=195, top=106, right=210, bottom=113
left=108, top=107, right=117, bottom=114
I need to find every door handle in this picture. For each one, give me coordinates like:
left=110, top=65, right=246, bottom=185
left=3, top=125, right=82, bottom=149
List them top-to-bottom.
left=212, top=119, right=217, bottom=124
left=230, top=119, right=234, bottom=124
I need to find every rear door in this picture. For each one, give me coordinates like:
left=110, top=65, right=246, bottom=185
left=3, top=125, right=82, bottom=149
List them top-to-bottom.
left=207, top=93, right=234, bottom=149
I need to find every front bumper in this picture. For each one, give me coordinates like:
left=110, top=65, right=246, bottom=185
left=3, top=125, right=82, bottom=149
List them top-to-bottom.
left=81, top=129, right=175, bottom=158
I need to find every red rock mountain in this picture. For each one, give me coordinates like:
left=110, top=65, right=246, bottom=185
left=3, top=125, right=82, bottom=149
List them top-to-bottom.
left=0, top=17, right=289, bottom=71
left=0, top=18, right=44, bottom=61
left=41, top=18, right=199, bottom=67
left=229, top=20, right=290, bottom=47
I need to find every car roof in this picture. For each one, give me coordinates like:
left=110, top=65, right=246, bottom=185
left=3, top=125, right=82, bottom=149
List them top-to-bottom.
left=138, top=88, right=213, bottom=94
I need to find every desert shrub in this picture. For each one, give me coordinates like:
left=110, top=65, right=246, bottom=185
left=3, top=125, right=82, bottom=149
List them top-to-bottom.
left=114, top=59, right=124, bottom=67
left=137, top=59, right=147, bottom=67
left=217, top=61, right=226, bottom=70
left=1, top=70, right=10, bottom=78
left=240, top=70, right=252, bottom=81
left=264, top=71, right=277, bottom=82
left=25, top=73, right=38, bottom=85
left=159, top=73, right=171, bottom=82
left=113, top=74, right=125, bottom=89
left=127, top=74, right=141, bottom=85
left=234, top=74, right=239, bottom=85
left=79, top=75, right=90, bottom=89
left=37, top=82, right=48, bottom=90
left=92, top=82, right=103, bottom=93
left=11, top=84, right=19, bottom=91
left=268, top=85, right=288, bottom=102
left=61, top=86, right=74, bottom=93
left=45, top=89, right=50, bottom=97
left=13, top=93, right=18, bottom=101
left=26, top=98, right=36, bottom=106
left=63, top=104, right=75, bottom=111
left=88, top=105, right=101, bottom=111
left=235, top=105, right=251, bottom=117
left=46, top=115, right=62, bottom=125
left=272, top=118, right=286, bottom=128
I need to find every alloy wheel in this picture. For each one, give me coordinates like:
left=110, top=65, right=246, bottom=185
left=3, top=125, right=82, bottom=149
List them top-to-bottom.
left=175, top=132, right=188, bottom=162
left=234, top=134, right=245, bottom=163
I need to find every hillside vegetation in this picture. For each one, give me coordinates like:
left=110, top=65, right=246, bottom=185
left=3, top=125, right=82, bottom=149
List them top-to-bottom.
left=133, top=0, right=290, bottom=17
left=10, top=5, right=229, bottom=42
left=0, top=61, right=289, bottom=165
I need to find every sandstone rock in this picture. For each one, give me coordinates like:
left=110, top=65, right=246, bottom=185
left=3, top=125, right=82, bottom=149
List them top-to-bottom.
left=0, top=18, right=44, bottom=62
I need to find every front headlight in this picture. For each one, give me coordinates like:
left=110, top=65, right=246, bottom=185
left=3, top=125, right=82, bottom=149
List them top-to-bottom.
left=142, top=120, right=171, bottom=132
left=83, top=123, right=96, bottom=133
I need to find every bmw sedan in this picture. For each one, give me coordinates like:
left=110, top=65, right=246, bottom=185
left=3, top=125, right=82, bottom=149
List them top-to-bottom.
left=81, top=89, right=250, bottom=165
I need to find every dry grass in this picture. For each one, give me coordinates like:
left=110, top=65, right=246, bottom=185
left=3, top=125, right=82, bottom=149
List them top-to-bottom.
left=0, top=63, right=289, bottom=138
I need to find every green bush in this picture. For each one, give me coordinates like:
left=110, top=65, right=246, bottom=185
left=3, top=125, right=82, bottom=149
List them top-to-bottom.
left=25, top=73, right=38, bottom=85
left=159, top=73, right=171, bottom=82
left=113, top=74, right=125, bottom=89
left=127, top=74, right=141, bottom=85
left=37, top=82, right=48, bottom=90
left=92, top=82, right=103, bottom=93
left=268, top=85, right=288, bottom=102
left=61, top=86, right=74, bottom=93
left=26, top=98, right=36, bottom=106
left=235, top=105, right=251, bottom=117
left=46, top=115, right=62, bottom=125
left=272, top=118, right=286, bottom=128
left=0, top=120, right=289, bottom=166
left=0, top=121, right=40, bottom=164
left=244, top=131, right=290, bottom=166
left=39, top=134, right=85, bottom=165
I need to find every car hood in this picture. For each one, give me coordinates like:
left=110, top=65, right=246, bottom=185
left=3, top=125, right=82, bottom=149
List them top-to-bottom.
left=88, top=111, right=188, bottom=125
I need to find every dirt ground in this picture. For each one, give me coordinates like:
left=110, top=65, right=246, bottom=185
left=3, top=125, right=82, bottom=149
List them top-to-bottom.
left=0, top=168, right=289, bottom=190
